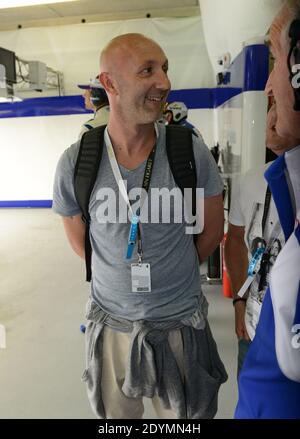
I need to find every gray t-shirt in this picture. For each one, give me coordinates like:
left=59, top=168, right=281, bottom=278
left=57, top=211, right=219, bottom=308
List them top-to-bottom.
left=53, top=123, right=223, bottom=321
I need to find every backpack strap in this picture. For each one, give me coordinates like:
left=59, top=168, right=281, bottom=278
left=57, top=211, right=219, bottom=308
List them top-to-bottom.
left=74, top=125, right=106, bottom=281
left=166, top=125, right=197, bottom=229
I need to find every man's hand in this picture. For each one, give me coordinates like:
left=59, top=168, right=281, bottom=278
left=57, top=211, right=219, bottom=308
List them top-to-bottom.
left=225, top=223, right=251, bottom=340
left=234, top=301, right=250, bottom=340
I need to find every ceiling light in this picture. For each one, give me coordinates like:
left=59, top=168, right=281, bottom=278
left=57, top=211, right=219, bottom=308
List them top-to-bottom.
left=0, top=0, right=79, bottom=9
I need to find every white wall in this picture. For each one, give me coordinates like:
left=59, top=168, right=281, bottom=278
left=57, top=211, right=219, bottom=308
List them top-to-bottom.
left=189, top=108, right=214, bottom=147
left=0, top=113, right=87, bottom=201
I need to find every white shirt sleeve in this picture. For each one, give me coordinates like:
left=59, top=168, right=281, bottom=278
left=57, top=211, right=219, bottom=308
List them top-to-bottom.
left=229, top=175, right=245, bottom=227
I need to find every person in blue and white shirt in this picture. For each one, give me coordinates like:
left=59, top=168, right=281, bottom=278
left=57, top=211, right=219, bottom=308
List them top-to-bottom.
left=235, top=0, right=300, bottom=419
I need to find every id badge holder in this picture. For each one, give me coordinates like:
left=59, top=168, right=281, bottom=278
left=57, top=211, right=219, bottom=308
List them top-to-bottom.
left=126, top=215, right=139, bottom=260
left=237, top=245, right=265, bottom=297
left=131, top=261, right=151, bottom=292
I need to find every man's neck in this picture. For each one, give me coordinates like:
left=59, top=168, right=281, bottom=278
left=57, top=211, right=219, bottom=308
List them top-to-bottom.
left=107, top=117, right=156, bottom=157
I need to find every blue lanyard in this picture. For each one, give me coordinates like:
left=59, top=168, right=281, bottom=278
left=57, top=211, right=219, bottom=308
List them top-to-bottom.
left=126, top=146, right=156, bottom=260
left=126, top=214, right=140, bottom=259
left=247, top=246, right=266, bottom=276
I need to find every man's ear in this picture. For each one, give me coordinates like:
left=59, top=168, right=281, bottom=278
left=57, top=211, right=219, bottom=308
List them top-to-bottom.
left=99, top=72, right=117, bottom=95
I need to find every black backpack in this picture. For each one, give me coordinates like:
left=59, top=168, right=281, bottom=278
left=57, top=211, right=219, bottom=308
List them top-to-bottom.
left=74, top=124, right=197, bottom=282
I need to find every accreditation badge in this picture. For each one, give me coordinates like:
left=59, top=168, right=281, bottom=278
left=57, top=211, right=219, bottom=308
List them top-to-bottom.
left=131, top=263, right=151, bottom=292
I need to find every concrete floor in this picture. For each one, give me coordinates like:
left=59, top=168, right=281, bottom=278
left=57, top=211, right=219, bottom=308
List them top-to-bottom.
left=0, top=209, right=237, bottom=419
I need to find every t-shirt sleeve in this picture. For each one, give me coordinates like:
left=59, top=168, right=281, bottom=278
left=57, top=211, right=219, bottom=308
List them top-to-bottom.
left=193, top=136, right=224, bottom=197
left=52, top=143, right=81, bottom=217
left=228, top=175, right=245, bottom=226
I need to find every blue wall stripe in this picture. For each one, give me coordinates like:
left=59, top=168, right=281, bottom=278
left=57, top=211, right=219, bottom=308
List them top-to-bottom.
left=211, top=87, right=242, bottom=107
left=0, top=88, right=243, bottom=119
left=169, top=88, right=242, bottom=108
left=169, top=88, right=212, bottom=108
left=0, top=95, right=92, bottom=118
left=0, top=200, right=52, bottom=208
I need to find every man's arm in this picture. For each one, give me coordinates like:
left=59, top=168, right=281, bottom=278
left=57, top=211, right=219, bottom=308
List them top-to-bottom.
left=196, top=194, right=224, bottom=263
left=62, top=214, right=85, bottom=259
left=224, top=223, right=250, bottom=340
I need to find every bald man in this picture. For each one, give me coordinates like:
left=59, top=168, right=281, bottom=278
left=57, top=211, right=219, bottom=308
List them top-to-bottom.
left=53, top=33, right=227, bottom=419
